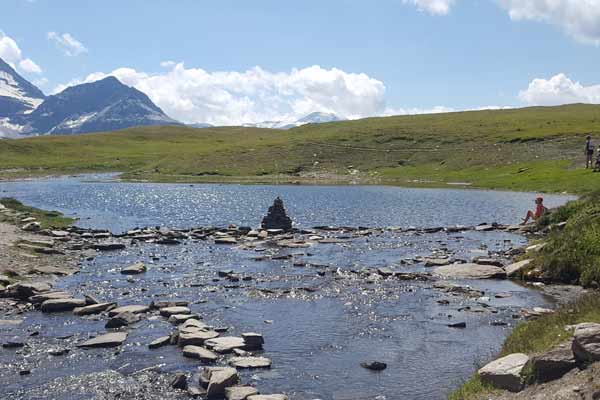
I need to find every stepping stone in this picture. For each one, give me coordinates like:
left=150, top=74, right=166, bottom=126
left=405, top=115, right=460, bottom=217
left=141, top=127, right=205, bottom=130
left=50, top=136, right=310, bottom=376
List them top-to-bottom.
left=215, top=237, right=237, bottom=245
left=505, top=259, right=532, bottom=278
left=120, top=262, right=147, bottom=275
left=434, top=263, right=506, bottom=279
left=29, top=291, right=72, bottom=304
left=41, top=298, right=86, bottom=312
left=73, top=302, right=116, bottom=316
left=108, top=305, right=149, bottom=316
left=160, top=306, right=191, bottom=317
left=106, top=312, right=140, bottom=328
left=169, top=313, right=199, bottom=324
left=178, top=330, right=220, bottom=347
left=78, top=332, right=127, bottom=348
left=242, top=332, right=264, bottom=349
left=148, top=336, right=171, bottom=349
left=205, top=337, right=245, bottom=353
left=182, top=345, right=218, bottom=362
left=229, top=356, right=272, bottom=369
left=225, top=386, right=259, bottom=400
left=248, top=395, right=288, bottom=400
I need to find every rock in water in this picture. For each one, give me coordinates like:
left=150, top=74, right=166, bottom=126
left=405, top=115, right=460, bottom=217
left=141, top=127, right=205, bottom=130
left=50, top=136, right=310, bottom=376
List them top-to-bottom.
left=261, top=197, right=292, bottom=231
left=360, top=361, right=387, bottom=371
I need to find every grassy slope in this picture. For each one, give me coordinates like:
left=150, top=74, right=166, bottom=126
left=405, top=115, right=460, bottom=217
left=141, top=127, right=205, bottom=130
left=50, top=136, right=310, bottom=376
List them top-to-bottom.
left=2, top=104, right=600, bottom=193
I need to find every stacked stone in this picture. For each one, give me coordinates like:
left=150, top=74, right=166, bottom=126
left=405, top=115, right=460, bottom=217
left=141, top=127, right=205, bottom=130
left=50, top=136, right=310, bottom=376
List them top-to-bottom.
left=261, top=197, right=292, bottom=231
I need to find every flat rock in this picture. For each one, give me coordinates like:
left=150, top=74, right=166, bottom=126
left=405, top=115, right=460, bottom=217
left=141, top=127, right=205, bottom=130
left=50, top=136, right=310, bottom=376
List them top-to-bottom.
left=215, top=237, right=237, bottom=245
left=93, top=243, right=126, bottom=251
left=473, top=257, right=504, bottom=267
left=424, top=258, right=451, bottom=267
left=505, top=259, right=532, bottom=277
left=121, top=262, right=147, bottom=275
left=434, top=263, right=506, bottom=279
left=6, top=281, right=52, bottom=299
left=29, top=291, right=72, bottom=304
left=41, top=298, right=86, bottom=312
left=73, top=302, right=116, bottom=316
left=108, top=304, right=149, bottom=316
left=160, top=306, right=191, bottom=317
left=105, top=311, right=140, bottom=328
left=169, top=313, right=199, bottom=324
left=572, top=323, right=600, bottom=362
left=178, top=330, right=220, bottom=347
left=78, top=332, right=127, bottom=348
left=148, top=336, right=171, bottom=349
left=205, top=336, right=246, bottom=353
left=182, top=345, right=218, bottom=362
left=478, top=353, right=529, bottom=392
left=229, top=356, right=272, bottom=369
left=206, top=367, right=240, bottom=398
left=225, top=386, right=259, bottom=400
left=247, top=396, right=288, bottom=400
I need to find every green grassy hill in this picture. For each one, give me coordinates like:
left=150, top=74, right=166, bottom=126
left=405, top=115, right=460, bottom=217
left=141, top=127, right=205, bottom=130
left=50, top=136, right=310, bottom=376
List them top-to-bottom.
left=2, top=103, right=600, bottom=193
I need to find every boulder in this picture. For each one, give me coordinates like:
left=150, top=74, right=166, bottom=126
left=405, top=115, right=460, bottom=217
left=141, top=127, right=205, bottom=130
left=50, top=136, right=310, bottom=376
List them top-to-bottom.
left=261, top=197, right=292, bottom=231
left=22, top=222, right=41, bottom=232
left=505, top=260, right=532, bottom=278
left=121, top=262, right=147, bottom=275
left=434, top=263, right=506, bottom=279
left=41, top=298, right=86, bottom=312
left=73, top=302, right=116, bottom=316
left=108, top=304, right=149, bottom=316
left=572, top=323, right=600, bottom=362
left=78, top=332, right=127, bottom=348
left=205, top=337, right=246, bottom=353
left=530, top=342, right=578, bottom=382
left=182, top=345, right=218, bottom=362
left=478, top=353, right=529, bottom=392
left=229, top=356, right=272, bottom=369
left=205, top=367, right=240, bottom=398
left=225, top=386, right=259, bottom=400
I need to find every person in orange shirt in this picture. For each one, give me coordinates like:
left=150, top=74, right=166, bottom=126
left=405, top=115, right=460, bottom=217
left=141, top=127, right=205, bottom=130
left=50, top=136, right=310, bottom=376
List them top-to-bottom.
left=521, top=197, right=547, bottom=225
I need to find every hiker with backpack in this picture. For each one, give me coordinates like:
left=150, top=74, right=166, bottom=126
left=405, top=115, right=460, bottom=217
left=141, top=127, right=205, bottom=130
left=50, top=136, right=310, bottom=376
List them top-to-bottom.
left=586, top=136, right=595, bottom=169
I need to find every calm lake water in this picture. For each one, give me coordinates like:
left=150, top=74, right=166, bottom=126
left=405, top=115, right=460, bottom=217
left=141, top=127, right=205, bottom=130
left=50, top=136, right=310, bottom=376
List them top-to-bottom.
left=0, top=176, right=576, bottom=400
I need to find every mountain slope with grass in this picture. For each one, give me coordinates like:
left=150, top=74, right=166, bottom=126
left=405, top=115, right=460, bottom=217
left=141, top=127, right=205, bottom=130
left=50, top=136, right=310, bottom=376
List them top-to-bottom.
left=1, top=103, right=600, bottom=193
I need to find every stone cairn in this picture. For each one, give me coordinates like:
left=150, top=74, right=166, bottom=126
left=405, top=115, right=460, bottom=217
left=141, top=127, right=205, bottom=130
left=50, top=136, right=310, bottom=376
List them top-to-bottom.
left=261, top=197, right=293, bottom=231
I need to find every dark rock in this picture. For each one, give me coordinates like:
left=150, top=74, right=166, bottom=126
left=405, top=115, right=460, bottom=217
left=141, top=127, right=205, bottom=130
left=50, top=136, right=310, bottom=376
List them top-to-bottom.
left=261, top=197, right=292, bottom=231
left=120, top=262, right=147, bottom=275
left=41, top=298, right=86, bottom=312
left=448, top=322, right=467, bottom=328
left=77, top=332, right=127, bottom=348
left=148, top=336, right=171, bottom=349
left=530, top=342, right=578, bottom=383
left=360, top=361, right=387, bottom=371
left=171, top=373, right=188, bottom=390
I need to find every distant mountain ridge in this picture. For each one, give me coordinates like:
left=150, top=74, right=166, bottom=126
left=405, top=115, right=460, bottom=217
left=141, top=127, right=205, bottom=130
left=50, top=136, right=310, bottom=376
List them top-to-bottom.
left=0, top=56, right=343, bottom=138
left=0, top=57, right=179, bottom=138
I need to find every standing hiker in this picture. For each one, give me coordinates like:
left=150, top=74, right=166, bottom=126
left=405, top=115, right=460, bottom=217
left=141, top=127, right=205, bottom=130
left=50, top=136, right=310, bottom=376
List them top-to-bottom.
left=586, top=136, right=595, bottom=169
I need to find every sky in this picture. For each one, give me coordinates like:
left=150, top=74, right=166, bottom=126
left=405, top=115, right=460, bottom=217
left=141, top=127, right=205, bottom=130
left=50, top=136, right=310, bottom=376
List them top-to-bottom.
left=3, top=0, right=600, bottom=125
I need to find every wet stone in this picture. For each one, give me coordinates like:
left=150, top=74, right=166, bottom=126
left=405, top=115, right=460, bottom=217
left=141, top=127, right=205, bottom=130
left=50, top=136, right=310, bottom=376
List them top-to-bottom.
left=120, top=262, right=147, bottom=275
left=41, top=298, right=86, bottom=312
left=73, top=302, right=116, bottom=316
left=108, top=305, right=149, bottom=316
left=159, top=306, right=191, bottom=317
left=105, top=311, right=140, bottom=328
left=169, top=313, right=199, bottom=324
left=178, top=330, right=220, bottom=347
left=78, top=332, right=128, bottom=348
left=242, top=332, right=264, bottom=350
left=148, top=336, right=171, bottom=349
left=205, top=336, right=246, bottom=353
left=182, top=345, right=218, bottom=362
left=229, top=356, right=272, bottom=369
left=360, top=361, right=387, bottom=371
left=205, top=367, right=240, bottom=398
left=171, top=372, right=188, bottom=390
left=225, top=386, right=259, bottom=400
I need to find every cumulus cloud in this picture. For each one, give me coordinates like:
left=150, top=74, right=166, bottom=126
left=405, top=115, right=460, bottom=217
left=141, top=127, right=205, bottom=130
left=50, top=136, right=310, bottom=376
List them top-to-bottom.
left=403, top=0, right=455, bottom=15
left=498, top=0, right=600, bottom=45
left=0, top=31, right=43, bottom=74
left=47, top=31, right=88, bottom=56
left=55, top=64, right=388, bottom=126
left=519, top=73, right=600, bottom=105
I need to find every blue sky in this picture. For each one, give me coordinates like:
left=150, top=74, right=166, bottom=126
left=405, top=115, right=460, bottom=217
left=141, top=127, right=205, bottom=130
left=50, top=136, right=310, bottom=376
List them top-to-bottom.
left=3, top=0, right=600, bottom=125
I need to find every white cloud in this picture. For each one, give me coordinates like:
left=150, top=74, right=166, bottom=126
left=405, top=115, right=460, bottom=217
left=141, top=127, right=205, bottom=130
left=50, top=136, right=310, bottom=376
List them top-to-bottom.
left=403, top=0, right=455, bottom=15
left=498, top=0, right=600, bottom=45
left=0, top=31, right=43, bottom=74
left=47, top=31, right=88, bottom=56
left=18, top=58, right=42, bottom=73
left=160, top=60, right=176, bottom=68
left=55, top=64, right=388, bottom=126
left=519, top=73, right=600, bottom=105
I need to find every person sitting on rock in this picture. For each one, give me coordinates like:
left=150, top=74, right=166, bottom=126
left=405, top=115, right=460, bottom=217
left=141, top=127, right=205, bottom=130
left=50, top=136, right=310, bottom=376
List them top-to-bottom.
left=521, top=197, right=547, bottom=225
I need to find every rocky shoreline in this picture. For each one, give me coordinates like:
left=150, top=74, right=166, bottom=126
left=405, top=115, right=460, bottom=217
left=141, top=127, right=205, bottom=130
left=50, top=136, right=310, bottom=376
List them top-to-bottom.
left=0, top=199, right=584, bottom=399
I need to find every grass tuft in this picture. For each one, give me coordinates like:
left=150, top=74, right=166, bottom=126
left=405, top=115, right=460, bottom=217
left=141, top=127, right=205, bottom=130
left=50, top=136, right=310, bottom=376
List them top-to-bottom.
left=0, top=198, right=75, bottom=229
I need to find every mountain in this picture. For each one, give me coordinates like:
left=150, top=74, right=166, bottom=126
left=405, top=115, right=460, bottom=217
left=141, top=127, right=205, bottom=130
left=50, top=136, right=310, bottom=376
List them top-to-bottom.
left=0, top=58, right=45, bottom=118
left=20, top=76, right=179, bottom=135
left=242, top=112, right=343, bottom=130
left=187, top=122, right=214, bottom=129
